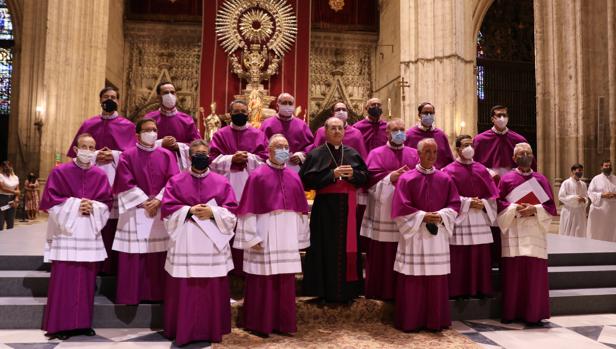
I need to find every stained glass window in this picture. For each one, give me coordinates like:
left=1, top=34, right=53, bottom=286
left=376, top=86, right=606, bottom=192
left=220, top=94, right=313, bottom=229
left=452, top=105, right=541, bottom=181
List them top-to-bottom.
left=0, top=0, right=13, bottom=115
left=476, top=31, right=485, bottom=101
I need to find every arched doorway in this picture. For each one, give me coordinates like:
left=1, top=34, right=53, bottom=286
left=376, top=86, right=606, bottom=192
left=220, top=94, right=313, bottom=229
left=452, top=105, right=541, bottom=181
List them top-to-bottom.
left=0, top=0, right=14, bottom=161
left=476, top=0, right=536, bottom=151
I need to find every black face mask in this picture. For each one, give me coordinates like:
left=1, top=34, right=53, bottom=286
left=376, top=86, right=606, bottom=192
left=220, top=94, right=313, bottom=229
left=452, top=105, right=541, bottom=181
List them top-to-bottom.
left=101, top=99, right=118, bottom=113
left=368, top=106, right=382, bottom=119
left=231, top=113, right=248, bottom=126
left=191, top=154, right=210, bottom=171
left=603, top=168, right=613, bottom=176
left=573, top=172, right=583, bottom=179
left=28, top=174, right=36, bottom=181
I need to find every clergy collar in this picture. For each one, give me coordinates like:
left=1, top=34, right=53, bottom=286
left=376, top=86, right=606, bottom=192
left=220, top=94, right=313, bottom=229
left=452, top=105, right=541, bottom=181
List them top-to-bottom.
left=159, top=108, right=177, bottom=117
left=100, top=111, right=118, bottom=120
left=230, top=123, right=248, bottom=131
left=417, top=123, right=435, bottom=132
left=491, top=126, right=509, bottom=135
left=386, top=141, right=404, bottom=150
left=136, top=142, right=156, bottom=152
left=326, top=142, right=342, bottom=150
left=456, top=157, right=474, bottom=165
left=73, top=158, right=92, bottom=170
left=266, top=159, right=286, bottom=169
left=416, top=164, right=436, bottom=174
left=515, top=167, right=534, bottom=176
left=190, top=168, right=210, bottom=178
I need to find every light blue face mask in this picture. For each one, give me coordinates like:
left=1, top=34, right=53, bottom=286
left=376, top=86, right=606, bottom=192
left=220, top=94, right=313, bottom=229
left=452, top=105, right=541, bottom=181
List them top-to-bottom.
left=420, top=113, right=435, bottom=127
left=391, top=130, right=406, bottom=145
left=274, top=148, right=290, bottom=164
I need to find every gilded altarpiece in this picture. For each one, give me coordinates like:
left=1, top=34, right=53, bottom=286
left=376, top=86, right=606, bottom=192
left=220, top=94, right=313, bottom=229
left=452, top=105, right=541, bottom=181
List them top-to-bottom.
left=123, top=22, right=202, bottom=121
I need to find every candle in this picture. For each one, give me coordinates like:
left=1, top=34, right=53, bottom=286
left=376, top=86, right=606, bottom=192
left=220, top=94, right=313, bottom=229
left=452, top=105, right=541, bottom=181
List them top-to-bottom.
left=388, top=98, right=392, bottom=117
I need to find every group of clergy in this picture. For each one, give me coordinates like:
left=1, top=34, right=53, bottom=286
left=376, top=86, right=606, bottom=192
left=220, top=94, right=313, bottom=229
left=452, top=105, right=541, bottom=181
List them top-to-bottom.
left=38, top=81, right=587, bottom=345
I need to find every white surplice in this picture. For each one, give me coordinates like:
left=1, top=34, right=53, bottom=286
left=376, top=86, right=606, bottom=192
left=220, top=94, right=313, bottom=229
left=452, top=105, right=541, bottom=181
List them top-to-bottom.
left=154, top=139, right=191, bottom=171
left=210, top=154, right=263, bottom=200
left=586, top=173, right=616, bottom=242
left=360, top=174, right=399, bottom=242
left=558, top=177, right=588, bottom=238
left=113, top=186, right=168, bottom=253
left=44, top=197, right=109, bottom=263
left=450, top=197, right=497, bottom=245
left=497, top=203, right=552, bottom=259
left=164, top=205, right=237, bottom=278
left=393, top=208, right=457, bottom=276
left=235, top=211, right=310, bottom=275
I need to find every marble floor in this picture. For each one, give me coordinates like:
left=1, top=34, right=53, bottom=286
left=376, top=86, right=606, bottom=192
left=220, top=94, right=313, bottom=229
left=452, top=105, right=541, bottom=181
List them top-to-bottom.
left=1, top=314, right=616, bottom=348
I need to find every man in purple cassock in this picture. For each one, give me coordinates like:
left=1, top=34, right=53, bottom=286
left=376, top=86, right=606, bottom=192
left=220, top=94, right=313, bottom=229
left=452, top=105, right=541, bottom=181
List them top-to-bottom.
left=143, top=81, right=201, bottom=170
left=66, top=87, right=135, bottom=275
left=259, top=93, right=314, bottom=172
left=353, top=97, right=388, bottom=153
left=209, top=99, right=269, bottom=274
left=310, top=102, right=368, bottom=159
left=404, top=102, right=454, bottom=169
left=473, top=105, right=535, bottom=180
left=300, top=117, right=369, bottom=303
left=112, top=118, right=179, bottom=305
left=360, top=118, right=418, bottom=301
left=41, top=133, right=113, bottom=340
left=235, top=134, right=310, bottom=336
left=442, top=135, right=499, bottom=299
left=391, top=138, right=460, bottom=332
left=161, top=139, right=238, bottom=346
left=496, top=142, right=555, bottom=325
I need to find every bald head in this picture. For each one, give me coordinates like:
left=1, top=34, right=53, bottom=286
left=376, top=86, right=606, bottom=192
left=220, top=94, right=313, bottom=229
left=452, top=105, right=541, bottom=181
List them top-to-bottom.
left=365, top=97, right=383, bottom=120
left=325, top=117, right=345, bottom=146
left=387, top=118, right=406, bottom=145
left=268, top=134, right=290, bottom=164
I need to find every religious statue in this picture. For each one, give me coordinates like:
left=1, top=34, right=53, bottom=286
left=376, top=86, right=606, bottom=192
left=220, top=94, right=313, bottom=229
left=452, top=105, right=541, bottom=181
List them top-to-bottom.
left=203, top=102, right=222, bottom=142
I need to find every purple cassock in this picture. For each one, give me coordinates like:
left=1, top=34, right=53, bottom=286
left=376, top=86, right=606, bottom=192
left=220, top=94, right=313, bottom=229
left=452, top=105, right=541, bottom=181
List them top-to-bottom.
left=143, top=110, right=201, bottom=143
left=66, top=114, right=135, bottom=276
left=66, top=114, right=135, bottom=157
left=260, top=115, right=314, bottom=154
left=353, top=118, right=388, bottom=153
left=208, top=125, right=269, bottom=273
left=311, top=125, right=368, bottom=159
left=208, top=126, right=269, bottom=167
left=404, top=126, right=454, bottom=169
left=473, top=128, right=531, bottom=171
left=363, top=144, right=418, bottom=301
left=112, top=145, right=179, bottom=304
left=442, top=161, right=499, bottom=298
left=40, top=162, right=113, bottom=335
left=236, top=163, right=309, bottom=335
left=391, top=168, right=461, bottom=331
left=497, top=170, right=556, bottom=323
left=161, top=171, right=237, bottom=345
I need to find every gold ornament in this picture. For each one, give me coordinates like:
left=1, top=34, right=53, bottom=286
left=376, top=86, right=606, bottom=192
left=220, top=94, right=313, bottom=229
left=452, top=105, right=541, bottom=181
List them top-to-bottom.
left=329, top=0, right=344, bottom=12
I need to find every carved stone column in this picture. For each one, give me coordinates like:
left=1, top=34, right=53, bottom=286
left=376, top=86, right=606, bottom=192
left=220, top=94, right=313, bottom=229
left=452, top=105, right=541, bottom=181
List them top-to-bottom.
left=37, top=0, right=110, bottom=178
left=395, top=0, right=477, bottom=142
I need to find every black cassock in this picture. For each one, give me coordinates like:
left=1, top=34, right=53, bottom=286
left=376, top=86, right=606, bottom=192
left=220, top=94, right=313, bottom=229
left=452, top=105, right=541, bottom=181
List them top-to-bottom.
left=299, top=143, right=368, bottom=302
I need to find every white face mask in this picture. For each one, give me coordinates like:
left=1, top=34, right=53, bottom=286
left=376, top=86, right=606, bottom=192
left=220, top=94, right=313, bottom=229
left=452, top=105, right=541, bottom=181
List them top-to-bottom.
left=161, top=93, right=177, bottom=109
left=278, top=104, right=295, bottom=117
left=334, top=111, right=348, bottom=122
left=494, top=116, right=508, bottom=129
left=140, top=131, right=158, bottom=146
left=461, top=146, right=475, bottom=160
left=76, top=149, right=96, bottom=164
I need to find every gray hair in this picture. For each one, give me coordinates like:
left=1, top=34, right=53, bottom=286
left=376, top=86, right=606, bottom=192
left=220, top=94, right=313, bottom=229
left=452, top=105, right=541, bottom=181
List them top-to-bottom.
left=277, top=92, right=295, bottom=104
left=324, top=116, right=343, bottom=130
left=268, top=133, right=287, bottom=148
left=417, top=138, right=437, bottom=152
left=188, top=139, right=209, bottom=156
left=513, top=142, right=532, bottom=156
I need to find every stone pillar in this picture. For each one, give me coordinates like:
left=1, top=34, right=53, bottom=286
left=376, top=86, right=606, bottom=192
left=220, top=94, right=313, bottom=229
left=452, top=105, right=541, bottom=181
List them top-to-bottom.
left=38, top=0, right=110, bottom=178
left=397, top=0, right=477, bottom=144
left=534, top=0, right=613, bottom=187
left=608, top=0, right=616, bottom=163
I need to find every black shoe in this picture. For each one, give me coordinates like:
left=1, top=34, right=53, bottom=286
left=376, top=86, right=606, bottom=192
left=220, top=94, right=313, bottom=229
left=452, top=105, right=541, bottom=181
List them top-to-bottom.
left=501, top=319, right=513, bottom=324
left=526, top=321, right=545, bottom=327
left=84, top=328, right=96, bottom=336
left=249, top=330, right=269, bottom=338
left=46, top=331, right=70, bottom=340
